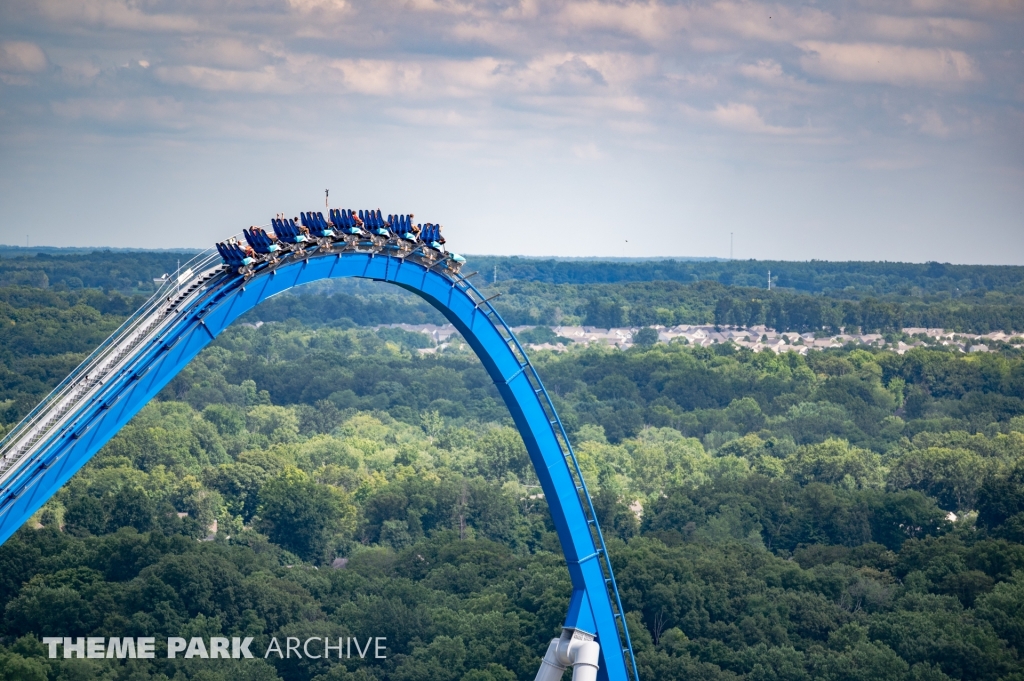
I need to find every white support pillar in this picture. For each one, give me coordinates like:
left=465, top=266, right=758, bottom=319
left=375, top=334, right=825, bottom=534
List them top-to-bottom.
left=533, top=629, right=601, bottom=681
left=533, top=639, right=567, bottom=681
left=570, top=641, right=600, bottom=681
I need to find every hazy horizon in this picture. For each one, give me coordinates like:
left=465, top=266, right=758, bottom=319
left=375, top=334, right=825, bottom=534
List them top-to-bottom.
left=4, top=243, right=1024, bottom=268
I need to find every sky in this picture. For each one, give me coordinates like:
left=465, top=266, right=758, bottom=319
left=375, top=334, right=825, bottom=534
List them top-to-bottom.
left=0, top=0, right=1022, bottom=263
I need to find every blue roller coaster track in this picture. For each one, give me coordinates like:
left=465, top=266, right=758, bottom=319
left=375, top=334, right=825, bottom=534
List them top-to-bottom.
left=0, top=217, right=639, bottom=681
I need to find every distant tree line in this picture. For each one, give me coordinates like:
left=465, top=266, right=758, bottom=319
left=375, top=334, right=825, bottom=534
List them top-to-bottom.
left=0, top=250, right=196, bottom=294
left=3, top=251, right=1024, bottom=334
left=473, top=255, right=1024, bottom=297
left=494, top=281, right=1024, bottom=333
left=711, top=291, right=1024, bottom=334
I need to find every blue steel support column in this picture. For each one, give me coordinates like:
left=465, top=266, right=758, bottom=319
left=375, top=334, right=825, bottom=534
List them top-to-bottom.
left=0, top=252, right=634, bottom=681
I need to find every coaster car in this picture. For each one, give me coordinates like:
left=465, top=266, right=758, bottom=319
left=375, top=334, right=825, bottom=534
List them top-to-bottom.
left=220, top=207, right=467, bottom=278
left=329, top=209, right=369, bottom=250
left=330, top=209, right=367, bottom=237
left=364, top=209, right=390, bottom=238
left=301, top=212, right=335, bottom=248
left=316, top=212, right=337, bottom=237
left=390, top=214, right=419, bottom=251
left=272, top=218, right=308, bottom=245
left=421, top=224, right=445, bottom=250
left=243, top=227, right=280, bottom=256
left=216, top=241, right=254, bottom=274
left=444, top=253, right=466, bottom=274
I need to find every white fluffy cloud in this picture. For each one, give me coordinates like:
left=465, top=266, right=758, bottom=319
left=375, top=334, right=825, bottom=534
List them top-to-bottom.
left=0, top=0, right=1017, bottom=150
left=557, top=1, right=688, bottom=42
left=0, top=41, right=46, bottom=73
left=798, top=41, right=981, bottom=85
left=682, top=102, right=805, bottom=135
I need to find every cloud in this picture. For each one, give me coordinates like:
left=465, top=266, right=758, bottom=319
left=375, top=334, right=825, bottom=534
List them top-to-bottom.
left=0, top=0, right=1018, bottom=175
left=30, top=0, right=202, bottom=32
left=287, top=0, right=349, bottom=13
left=401, top=0, right=467, bottom=12
left=502, top=0, right=539, bottom=20
left=553, top=0, right=838, bottom=49
left=894, top=0, right=1022, bottom=16
left=557, top=1, right=687, bottom=42
left=692, top=1, right=837, bottom=43
left=857, top=14, right=988, bottom=43
left=447, top=19, right=528, bottom=48
left=172, top=38, right=272, bottom=71
left=0, top=41, right=47, bottom=73
left=798, top=41, right=981, bottom=86
left=146, top=48, right=653, bottom=104
left=501, top=52, right=656, bottom=101
left=152, top=54, right=429, bottom=97
left=738, top=58, right=814, bottom=90
left=331, top=59, right=424, bottom=95
left=57, top=61, right=102, bottom=85
left=155, top=65, right=294, bottom=93
left=665, top=71, right=718, bottom=89
left=51, top=96, right=187, bottom=126
left=683, top=102, right=802, bottom=135
left=384, top=106, right=476, bottom=127
left=902, top=109, right=951, bottom=136
left=572, top=141, right=605, bottom=159
left=857, top=156, right=926, bottom=170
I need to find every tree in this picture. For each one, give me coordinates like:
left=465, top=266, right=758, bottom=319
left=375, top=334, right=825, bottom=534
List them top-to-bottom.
left=584, top=298, right=627, bottom=328
left=633, top=327, right=659, bottom=347
left=203, top=403, right=246, bottom=436
left=246, top=405, right=299, bottom=444
left=477, top=427, right=530, bottom=481
left=787, top=439, right=884, bottom=489
left=887, top=447, right=986, bottom=512
left=205, top=462, right=270, bottom=521
left=977, top=462, right=1024, bottom=530
left=257, top=468, right=354, bottom=562
left=106, top=485, right=154, bottom=533
left=870, top=491, right=949, bottom=551
left=64, top=495, right=106, bottom=537
left=976, top=571, right=1024, bottom=651
left=0, top=651, right=47, bottom=681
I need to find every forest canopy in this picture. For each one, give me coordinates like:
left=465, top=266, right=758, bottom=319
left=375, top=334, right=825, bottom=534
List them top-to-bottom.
left=1, top=256, right=1024, bottom=681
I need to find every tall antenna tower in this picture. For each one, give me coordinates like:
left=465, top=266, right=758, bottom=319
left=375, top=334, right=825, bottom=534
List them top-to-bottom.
left=730, top=233, right=734, bottom=260
left=493, top=264, right=497, bottom=284
left=768, top=269, right=771, bottom=290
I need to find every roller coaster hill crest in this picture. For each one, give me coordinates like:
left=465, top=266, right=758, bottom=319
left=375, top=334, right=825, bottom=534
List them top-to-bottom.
left=0, top=206, right=640, bottom=681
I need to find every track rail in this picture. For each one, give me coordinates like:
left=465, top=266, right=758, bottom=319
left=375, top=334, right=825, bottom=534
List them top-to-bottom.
left=0, top=235, right=639, bottom=681
left=0, top=246, right=225, bottom=484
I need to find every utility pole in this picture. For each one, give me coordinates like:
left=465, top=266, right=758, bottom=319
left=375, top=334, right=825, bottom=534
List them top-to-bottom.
left=325, top=189, right=329, bottom=209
